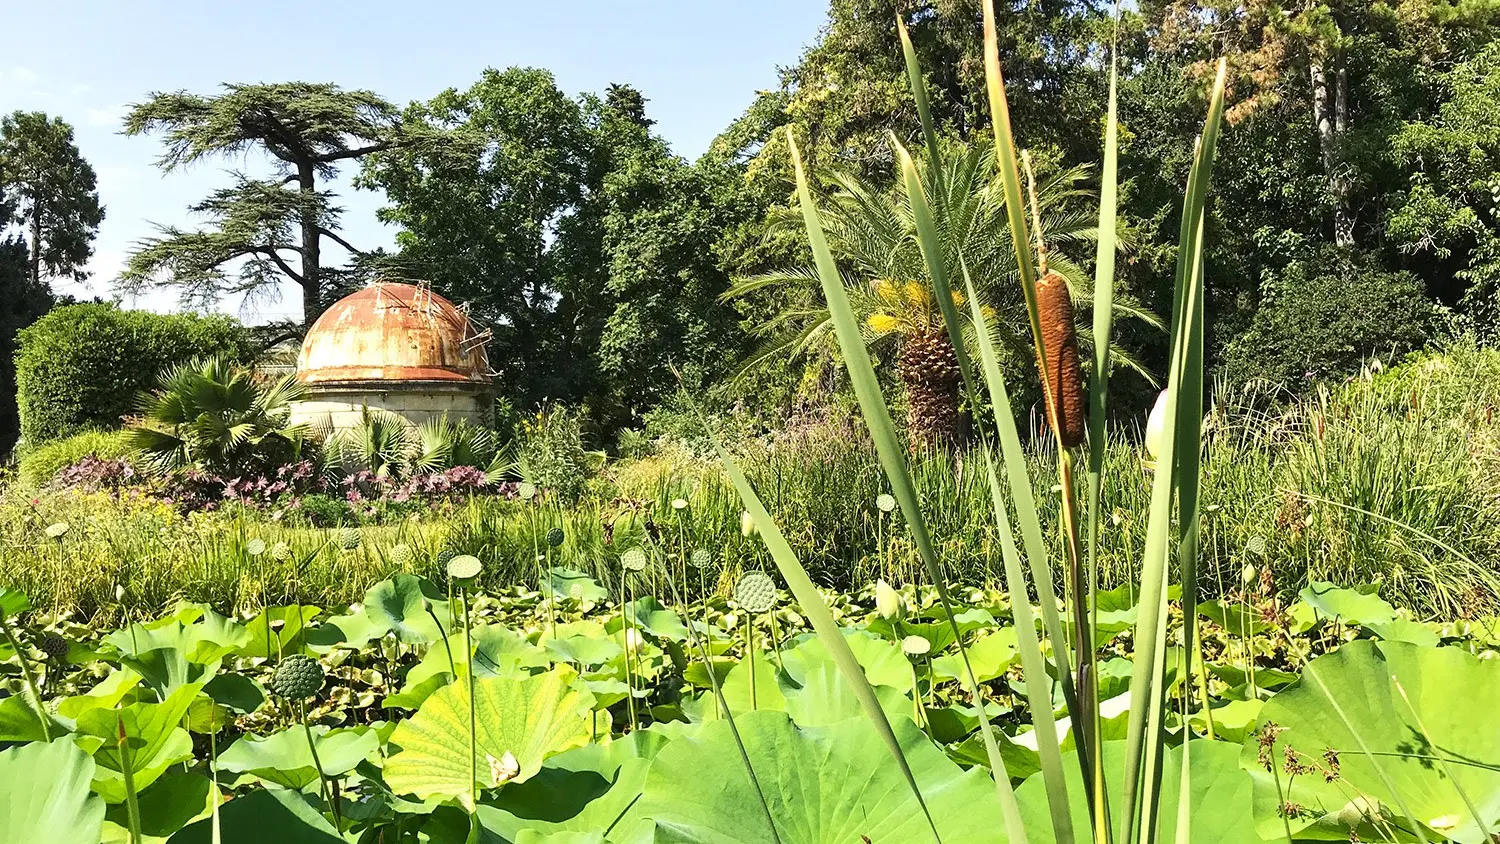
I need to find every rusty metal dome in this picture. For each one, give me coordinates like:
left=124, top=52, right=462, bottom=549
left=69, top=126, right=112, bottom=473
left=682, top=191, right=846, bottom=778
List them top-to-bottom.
left=296, top=283, right=490, bottom=386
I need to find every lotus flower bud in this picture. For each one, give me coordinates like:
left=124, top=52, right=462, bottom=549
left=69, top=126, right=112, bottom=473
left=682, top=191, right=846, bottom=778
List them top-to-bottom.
left=1144, top=389, right=1170, bottom=462
left=740, top=510, right=757, bottom=537
left=875, top=580, right=906, bottom=622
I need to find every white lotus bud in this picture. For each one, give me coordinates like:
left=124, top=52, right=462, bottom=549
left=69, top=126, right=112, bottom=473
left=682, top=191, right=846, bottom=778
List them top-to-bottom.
left=1144, top=390, right=1170, bottom=462
left=875, top=580, right=905, bottom=622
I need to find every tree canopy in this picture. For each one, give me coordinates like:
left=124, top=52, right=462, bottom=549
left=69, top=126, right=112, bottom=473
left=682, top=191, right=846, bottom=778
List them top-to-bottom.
left=0, top=111, right=104, bottom=289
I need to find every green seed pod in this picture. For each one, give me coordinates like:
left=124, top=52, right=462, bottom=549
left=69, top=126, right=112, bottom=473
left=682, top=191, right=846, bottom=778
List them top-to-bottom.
left=1034, top=270, right=1086, bottom=448
left=518, top=482, right=537, bottom=501
left=876, top=493, right=896, bottom=513
left=339, top=527, right=362, bottom=551
left=546, top=527, right=565, bottom=548
left=246, top=538, right=267, bottom=557
left=271, top=541, right=292, bottom=562
left=389, top=543, right=414, bottom=567
left=621, top=547, right=648, bottom=572
left=436, top=548, right=458, bottom=567
left=689, top=549, right=712, bottom=569
left=447, top=554, right=483, bottom=582
left=735, top=571, right=777, bottom=614
left=901, top=634, right=932, bottom=658
left=271, top=654, right=325, bottom=700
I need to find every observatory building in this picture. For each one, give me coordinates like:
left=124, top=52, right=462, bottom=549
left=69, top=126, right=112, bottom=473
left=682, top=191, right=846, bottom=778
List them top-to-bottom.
left=288, top=282, right=492, bottom=432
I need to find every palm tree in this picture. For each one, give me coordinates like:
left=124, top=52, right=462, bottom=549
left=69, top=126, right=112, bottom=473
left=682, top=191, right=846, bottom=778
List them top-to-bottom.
left=728, top=142, right=1160, bottom=448
left=125, top=356, right=309, bottom=475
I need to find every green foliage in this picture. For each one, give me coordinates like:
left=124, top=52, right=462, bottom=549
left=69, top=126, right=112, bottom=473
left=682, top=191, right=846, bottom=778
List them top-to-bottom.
left=121, top=83, right=403, bottom=324
left=0, top=110, right=104, bottom=286
left=0, top=221, right=50, bottom=456
left=1220, top=248, right=1442, bottom=388
left=14, top=303, right=250, bottom=446
left=125, top=355, right=308, bottom=477
left=515, top=405, right=597, bottom=504
left=16, top=429, right=132, bottom=487
left=0, top=738, right=106, bottom=844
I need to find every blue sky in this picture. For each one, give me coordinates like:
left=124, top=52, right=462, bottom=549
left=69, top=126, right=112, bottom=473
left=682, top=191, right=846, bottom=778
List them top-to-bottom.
left=0, top=1, right=829, bottom=322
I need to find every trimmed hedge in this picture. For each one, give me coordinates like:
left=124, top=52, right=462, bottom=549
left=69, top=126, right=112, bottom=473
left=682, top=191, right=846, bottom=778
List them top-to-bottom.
left=15, top=304, right=251, bottom=445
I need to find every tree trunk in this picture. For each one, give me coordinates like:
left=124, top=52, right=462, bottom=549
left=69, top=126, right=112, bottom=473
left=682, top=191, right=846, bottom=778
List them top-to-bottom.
left=1311, top=58, right=1355, bottom=247
left=298, top=161, right=321, bottom=327
left=28, top=208, right=41, bottom=289
left=897, top=327, right=964, bottom=451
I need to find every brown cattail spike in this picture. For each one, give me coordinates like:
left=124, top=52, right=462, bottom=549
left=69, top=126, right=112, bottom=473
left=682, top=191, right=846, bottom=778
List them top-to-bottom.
left=1035, top=270, right=1087, bottom=447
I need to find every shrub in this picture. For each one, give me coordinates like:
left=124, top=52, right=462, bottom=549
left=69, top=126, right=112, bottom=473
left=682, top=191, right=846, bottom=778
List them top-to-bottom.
left=1219, top=247, right=1442, bottom=390
left=15, top=303, right=251, bottom=445
left=515, top=405, right=599, bottom=503
left=16, top=429, right=133, bottom=487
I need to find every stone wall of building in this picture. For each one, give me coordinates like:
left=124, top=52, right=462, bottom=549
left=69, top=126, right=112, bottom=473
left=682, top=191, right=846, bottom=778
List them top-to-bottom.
left=289, top=385, right=491, bottom=432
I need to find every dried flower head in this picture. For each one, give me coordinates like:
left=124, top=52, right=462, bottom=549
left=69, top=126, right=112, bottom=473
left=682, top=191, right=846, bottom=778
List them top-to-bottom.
left=1034, top=270, right=1086, bottom=448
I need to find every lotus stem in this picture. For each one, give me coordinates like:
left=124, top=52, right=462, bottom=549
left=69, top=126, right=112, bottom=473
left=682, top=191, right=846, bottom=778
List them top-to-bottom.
left=461, top=583, right=477, bottom=810
left=299, top=700, right=335, bottom=825
left=117, top=715, right=142, bottom=844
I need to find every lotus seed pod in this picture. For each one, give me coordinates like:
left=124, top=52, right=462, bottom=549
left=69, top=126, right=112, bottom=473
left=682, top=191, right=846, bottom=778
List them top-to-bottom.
left=1034, top=270, right=1087, bottom=448
left=518, top=482, right=537, bottom=501
left=876, top=493, right=896, bottom=513
left=671, top=498, right=688, bottom=511
left=740, top=511, right=756, bottom=537
left=44, top=522, right=69, bottom=539
left=339, top=527, right=362, bottom=551
left=546, top=527, right=565, bottom=548
left=1245, top=535, right=1267, bottom=557
left=246, top=538, right=267, bottom=557
left=271, top=541, right=292, bottom=562
left=390, top=543, right=414, bottom=567
left=621, top=547, right=648, bottom=572
left=436, top=548, right=458, bottom=567
left=689, top=548, right=712, bottom=569
left=447, top=554, right=483, bottom=582
left=735, top=571, right=777, bottom=614
left=875, top=580, right=906, bottom=622
left=39, top=633, right=69, bottom=660
left=901, top=634, right=932, bottom=657
left=270, top=654, right=325, bottom=700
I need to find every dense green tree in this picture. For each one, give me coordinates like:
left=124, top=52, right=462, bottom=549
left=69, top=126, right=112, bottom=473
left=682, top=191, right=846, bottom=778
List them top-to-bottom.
left=360, top=68, right=596, bottom=405
left=364, top=74, right=752, bottom=427
left=120, top=84, right=405, bottom=326
left=591, top=88, right=753, bottom=426
left=0, top=111, right=104, bottom=288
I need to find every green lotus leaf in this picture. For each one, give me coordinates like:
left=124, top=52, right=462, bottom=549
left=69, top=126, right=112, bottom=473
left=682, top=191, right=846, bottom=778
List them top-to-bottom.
left=543, top=568, right=609, bottom=603
left=359, top=574, right=452, bottom=644
left=1297, top=581, right=1397, bottom=627
left=0, top=587, right=30, bottom=617
left=618, top=597, right=689, bottom=642
left=1197, top=598, right=1275, bottom=635
left=235, top=605, right=324, bottom=658
left=542, top=621, right=622, bottom=666
left=931, top=626, right=1017, bottom=683
left=783, top=628, right=913, bottom=692
left=1243, top=640, right=1500, bottom=843
left=778, top=641, right=908, bottom=728
left=681, top=650, right=785, bottom=721
left=385, top=665, right=595, bottom=801
left=75, top=682, right=203, bottom=802
left=0, top=691, right=62, bottom=741
left=636, top=710, right=1003, bottom=842
left=217, top=725, right=380, bottom=790
left=479, top=730, right=670, bottom=844
left=0, top=738, right=105, bottom=844
left=1015, top=739, right=1260, bottom=844
left=103, top=769, right=212, bottom=840
left=168, top=788, right=342, bottom=843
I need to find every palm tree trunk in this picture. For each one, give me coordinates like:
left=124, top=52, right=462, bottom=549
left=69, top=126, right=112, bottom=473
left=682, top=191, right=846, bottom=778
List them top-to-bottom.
left=898, top=327, right=964, bottom=450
